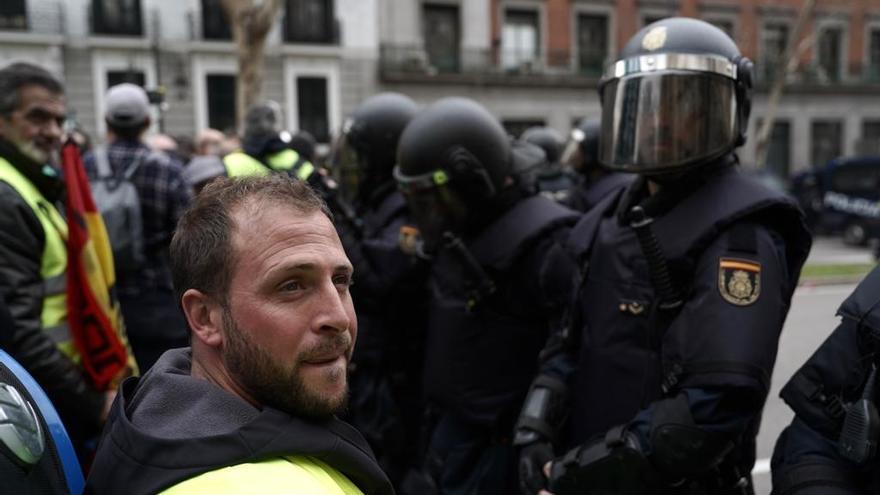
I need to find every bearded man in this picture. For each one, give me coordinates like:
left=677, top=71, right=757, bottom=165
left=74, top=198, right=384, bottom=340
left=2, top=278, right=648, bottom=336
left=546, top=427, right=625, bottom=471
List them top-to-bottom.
left=86, top=175, right=393, bottom=495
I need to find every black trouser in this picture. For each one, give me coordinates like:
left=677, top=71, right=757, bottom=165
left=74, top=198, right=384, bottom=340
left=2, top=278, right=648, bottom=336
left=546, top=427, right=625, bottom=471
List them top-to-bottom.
left=119, top=289, right=188, bottom=372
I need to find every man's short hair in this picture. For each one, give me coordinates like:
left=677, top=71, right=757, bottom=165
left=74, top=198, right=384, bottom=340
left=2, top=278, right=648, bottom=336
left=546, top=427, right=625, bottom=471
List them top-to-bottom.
left=0, top=62, right=64, bottom=116
left=170, top=174, right=332, bottom=305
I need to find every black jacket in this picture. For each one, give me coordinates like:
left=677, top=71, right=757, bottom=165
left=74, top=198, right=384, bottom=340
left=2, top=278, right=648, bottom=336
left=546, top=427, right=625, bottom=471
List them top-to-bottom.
left=0, top=140, right=105, bottom=446
left=86, top=348, right=394, bottom=495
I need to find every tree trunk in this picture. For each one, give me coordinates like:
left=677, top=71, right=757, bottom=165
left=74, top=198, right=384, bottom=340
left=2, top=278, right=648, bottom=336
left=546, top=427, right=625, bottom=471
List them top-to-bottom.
left=219, top=0, right=282, bottom=132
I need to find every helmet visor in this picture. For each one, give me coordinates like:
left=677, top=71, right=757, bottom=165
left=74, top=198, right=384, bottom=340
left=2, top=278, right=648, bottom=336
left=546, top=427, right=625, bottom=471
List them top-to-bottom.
left=599, top=72, right=737, bottom=173
left=329, top=127, right=361, bottom=203
left=394, top=166, right=467, bottom=252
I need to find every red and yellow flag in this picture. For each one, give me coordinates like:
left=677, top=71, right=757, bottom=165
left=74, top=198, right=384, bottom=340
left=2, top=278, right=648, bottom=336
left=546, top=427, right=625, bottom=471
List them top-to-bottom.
left=60, top=141, right=134, bottom=391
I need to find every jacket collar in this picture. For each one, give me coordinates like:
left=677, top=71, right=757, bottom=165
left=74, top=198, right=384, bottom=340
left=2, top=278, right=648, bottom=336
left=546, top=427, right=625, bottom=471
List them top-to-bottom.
left=0, top=138, right=64, bottom=202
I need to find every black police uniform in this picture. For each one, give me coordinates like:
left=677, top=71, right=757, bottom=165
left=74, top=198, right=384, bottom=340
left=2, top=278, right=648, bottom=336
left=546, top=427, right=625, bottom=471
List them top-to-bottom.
left=514, top=18, right=812, bottom=495
left=329, top=93, right=429, bottom=489
left=394, top=97, right=580, bottom=495
left=558, top=117, right=632, bottom=213
left=521, top=127, right=578, bottom=198
left=561, top=161, right=809, bottom=491
left=563, top=172, right=633, bottom=213
left=423, top=193, right=577, bottom=495
left=772, top=267, right=880, bottom=494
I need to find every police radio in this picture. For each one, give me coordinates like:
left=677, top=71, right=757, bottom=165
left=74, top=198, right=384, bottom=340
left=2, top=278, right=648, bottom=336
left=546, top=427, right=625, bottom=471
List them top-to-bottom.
left=838, top=363, right=880, bottom=464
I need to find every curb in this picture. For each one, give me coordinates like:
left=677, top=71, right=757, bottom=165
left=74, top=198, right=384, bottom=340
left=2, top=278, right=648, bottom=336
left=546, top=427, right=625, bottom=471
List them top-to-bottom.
left=798, top=274, right=868, bottom=287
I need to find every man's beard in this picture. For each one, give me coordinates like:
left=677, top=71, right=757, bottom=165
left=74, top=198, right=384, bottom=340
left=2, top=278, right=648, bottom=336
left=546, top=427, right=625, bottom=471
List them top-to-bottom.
left=13, top=139, right=52, bottom=165
left=220, top=306, right=351, bottom=419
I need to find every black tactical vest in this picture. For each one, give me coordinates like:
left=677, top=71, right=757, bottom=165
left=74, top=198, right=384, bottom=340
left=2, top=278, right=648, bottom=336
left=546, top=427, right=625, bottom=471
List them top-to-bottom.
left=566, top=165, right=811, bottom=445
left=566, top=172, right=634, bottom=213
left=423, top=195, right=578, bottom=428
left=781, top=266, right=880, bottom=440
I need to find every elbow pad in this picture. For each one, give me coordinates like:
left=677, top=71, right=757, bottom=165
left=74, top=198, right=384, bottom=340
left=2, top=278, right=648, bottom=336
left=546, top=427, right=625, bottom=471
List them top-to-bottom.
left=513, top=374, right=568, bottom=446
left=649, top=393, right=734, bottom=479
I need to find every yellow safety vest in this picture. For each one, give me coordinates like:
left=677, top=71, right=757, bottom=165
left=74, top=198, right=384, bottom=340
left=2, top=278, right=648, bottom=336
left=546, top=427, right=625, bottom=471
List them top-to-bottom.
left=223, top=149, right=314, bottom=180
left=0, top=157, right=76, bottom=359
left=160, top=456, right=364, bottom=495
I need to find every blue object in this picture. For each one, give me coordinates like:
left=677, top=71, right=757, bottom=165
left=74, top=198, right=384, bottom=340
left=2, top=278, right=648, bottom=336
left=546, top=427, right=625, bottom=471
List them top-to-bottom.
left=0, top=349, right=85, bottom=494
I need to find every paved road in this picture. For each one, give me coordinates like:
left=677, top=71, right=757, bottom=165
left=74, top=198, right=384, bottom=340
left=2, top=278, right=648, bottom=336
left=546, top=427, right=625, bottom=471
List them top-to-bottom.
left=806, top=235, right=874, bottom=265
left=751, top=282, right=857, bottom=495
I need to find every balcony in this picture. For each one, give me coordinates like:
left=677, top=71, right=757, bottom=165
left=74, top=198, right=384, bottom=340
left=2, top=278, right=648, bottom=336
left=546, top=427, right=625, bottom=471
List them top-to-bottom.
left=379, top=44, right=604, bottom=87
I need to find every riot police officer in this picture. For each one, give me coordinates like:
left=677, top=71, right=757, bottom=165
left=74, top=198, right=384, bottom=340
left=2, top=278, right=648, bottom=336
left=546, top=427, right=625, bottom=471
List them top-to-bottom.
left=515, top=18, right=812, bottom=495
left=330, top=92, right=430, bottom=490
left=394, top=97, right=578, bottom=494
left=560, top=117, right=634, bottom=212
left=521, top=126, right=577, bottom=198
left=771, top=267, right=880, bottom=494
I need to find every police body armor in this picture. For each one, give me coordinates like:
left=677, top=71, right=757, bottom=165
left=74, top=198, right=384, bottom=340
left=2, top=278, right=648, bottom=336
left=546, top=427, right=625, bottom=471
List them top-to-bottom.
left=566, top=164, right=810, bottom=454
left=565, top=172, right=634, bottom=213
left=424, top=195, right=577, bottom=427
left=776, top=266, right=880, bottom=493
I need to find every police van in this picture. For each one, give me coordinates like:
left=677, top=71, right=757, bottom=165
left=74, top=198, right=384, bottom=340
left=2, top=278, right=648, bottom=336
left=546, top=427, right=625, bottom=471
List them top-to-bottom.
left=807, top=156, right=880, bottom=245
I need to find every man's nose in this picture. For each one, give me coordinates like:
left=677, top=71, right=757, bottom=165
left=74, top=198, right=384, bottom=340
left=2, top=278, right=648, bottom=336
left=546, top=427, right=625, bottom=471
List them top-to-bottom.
left=43, top=119, right=62, bottom=141
left=314, top=282, right=353, bottom=334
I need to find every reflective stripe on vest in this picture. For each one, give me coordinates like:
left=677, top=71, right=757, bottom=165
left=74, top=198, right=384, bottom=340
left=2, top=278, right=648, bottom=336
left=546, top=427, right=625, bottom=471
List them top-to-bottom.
left=223, top=150, right=314, bottom=180
left=0, top=158, right=75, bottom=361
left=159, top=456, right=364, bottom=495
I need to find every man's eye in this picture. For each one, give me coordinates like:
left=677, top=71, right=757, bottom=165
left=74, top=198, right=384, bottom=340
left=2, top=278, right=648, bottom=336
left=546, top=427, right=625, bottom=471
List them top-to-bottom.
left=333, top=275, right=353, bottom=287
left=280, top=280, right=301, bottom=292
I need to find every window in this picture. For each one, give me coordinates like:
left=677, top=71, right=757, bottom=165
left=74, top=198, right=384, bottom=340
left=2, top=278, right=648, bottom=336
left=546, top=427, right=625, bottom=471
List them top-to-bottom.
left=0, top=0, right=27, bottom=30
left=91, top=0, right=143, bottom=36
left=202, top=0, right=231, bottom=40
left=284, top=0, right=335, bottom=44
left=423, top=4, right=460, bottom=73
left=502, top=9, right=539, bottom=71
left=576, top=13, right=608, bottom=77
left=643, top=15, right=666, bottom=27
left=707, top=19, right=734, bottom=39
left=761, top=22, right=789, bottom=81
left=817, top=26, right=844, bottom=82
left=868, top=29, right=880, bottom=81
left=107, top=70, right=146, bottom=89
left=206, top=74, right=237, bottom=134
left=297, top=76, right=329, bottom=143
left=502, top=119, right=545, bottom=139
left=760, top=119, right=791, bottom=178
left=812, top=120, right=843, bottom=168
left=859, top=120, right=880, bottom=154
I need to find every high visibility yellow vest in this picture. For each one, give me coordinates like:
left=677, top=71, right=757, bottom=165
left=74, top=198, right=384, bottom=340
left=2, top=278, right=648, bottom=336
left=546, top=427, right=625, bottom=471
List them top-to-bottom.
left=223, top=149, right=314, bottom=180
left=0, top=157, right=76, bottom=359
left=160, top=456, right=364, bottom=495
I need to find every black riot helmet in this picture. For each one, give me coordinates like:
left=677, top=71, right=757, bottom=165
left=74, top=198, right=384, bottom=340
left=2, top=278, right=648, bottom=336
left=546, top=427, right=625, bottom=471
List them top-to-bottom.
left=598, top=17, right=754, bottom=175
left=332, top=92, right=419, bottom=204
left=395, top=97, right=512, bottom=250
left=561, top=117, right=601, bottom=173
left=522, top=126, right=564, bottom=164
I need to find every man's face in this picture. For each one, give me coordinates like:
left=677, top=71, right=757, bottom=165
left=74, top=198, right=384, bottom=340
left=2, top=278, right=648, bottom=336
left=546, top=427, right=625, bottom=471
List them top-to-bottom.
left=0, top=84, right=66, bottom=164
left=221, top=205, right=357, bottom=418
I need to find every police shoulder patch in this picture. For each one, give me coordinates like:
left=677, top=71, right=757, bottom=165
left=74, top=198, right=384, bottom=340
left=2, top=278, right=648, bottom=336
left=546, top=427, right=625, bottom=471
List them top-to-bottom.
left=718, top=257, right=761, bottom=306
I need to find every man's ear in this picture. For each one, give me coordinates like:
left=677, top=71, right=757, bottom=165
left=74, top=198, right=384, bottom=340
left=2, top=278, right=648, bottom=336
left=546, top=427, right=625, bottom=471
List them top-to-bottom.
left=181, top=289, right=224, bottom=347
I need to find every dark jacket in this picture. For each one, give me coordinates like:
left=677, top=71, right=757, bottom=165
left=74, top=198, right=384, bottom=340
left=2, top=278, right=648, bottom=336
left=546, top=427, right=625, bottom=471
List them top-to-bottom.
left=0, top=139, right=105, bottom=446
left=85, top=348, right=394, bottom=495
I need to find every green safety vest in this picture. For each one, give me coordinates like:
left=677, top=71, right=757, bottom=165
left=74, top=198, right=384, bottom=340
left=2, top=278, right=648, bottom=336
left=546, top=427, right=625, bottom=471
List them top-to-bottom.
left=223, top=149, right=314, bottom=180
left=0, top=157, right=76, bottom=360
left=160, top=456, right=364, bottom=495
